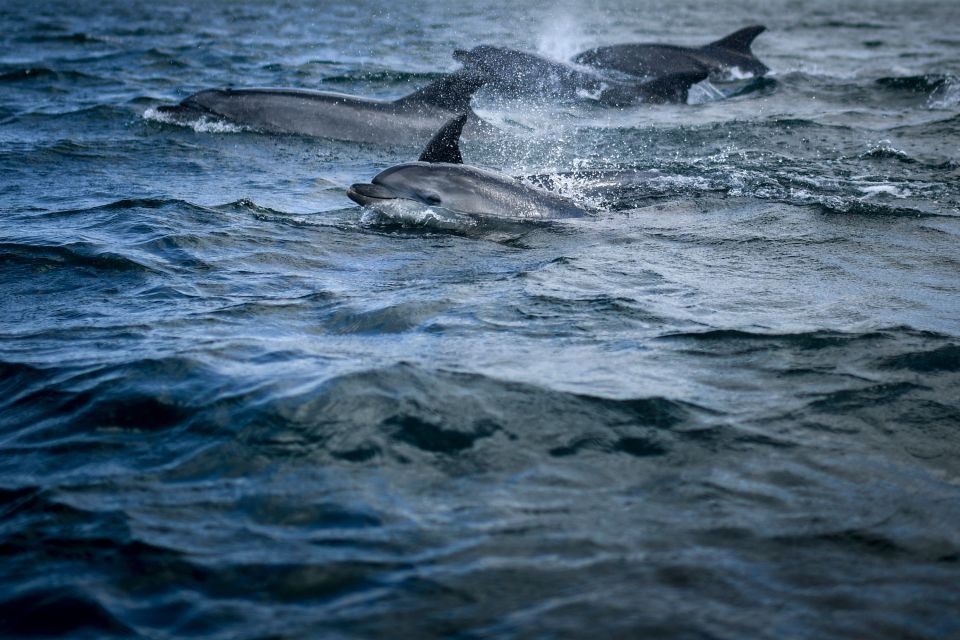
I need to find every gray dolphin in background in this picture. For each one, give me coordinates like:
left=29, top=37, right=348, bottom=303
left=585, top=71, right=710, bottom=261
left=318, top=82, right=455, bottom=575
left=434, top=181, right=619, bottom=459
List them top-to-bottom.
left=573, top=25, right=769, bottom=81
left=453, top=45, right=708, bottom=105
left=155, top=71, right=492, bottom=143
left=347, top=114, right=591, bottom=221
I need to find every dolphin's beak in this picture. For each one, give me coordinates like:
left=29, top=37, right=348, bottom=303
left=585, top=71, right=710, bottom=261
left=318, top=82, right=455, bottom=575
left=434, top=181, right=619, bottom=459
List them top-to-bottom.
left=346, top=182, right=398, bottom=206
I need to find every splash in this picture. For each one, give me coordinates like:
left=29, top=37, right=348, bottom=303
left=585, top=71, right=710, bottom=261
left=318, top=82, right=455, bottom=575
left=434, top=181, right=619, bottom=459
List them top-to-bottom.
left=534, top=10, right=597, bottom=62
left=716, top=66, right=761, bottom=82
left=928, top=76, right=960, bottom=109
left=687, top=80, right=726, bottom=105
left=518, top=169, right=606, bottom=210
left=858, top=184, right=912, bottom=199
left=359, top=200, right=479, bottom=231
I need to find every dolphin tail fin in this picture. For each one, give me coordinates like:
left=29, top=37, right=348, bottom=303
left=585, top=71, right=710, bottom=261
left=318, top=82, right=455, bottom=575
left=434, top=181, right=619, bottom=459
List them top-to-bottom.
left=706, top=25, right=766, bottom=53
left=641, top=69, right=710, bottom=103
left=395, top=71, right=487, bottom=112
left=418, top=114, right=468, bottom=164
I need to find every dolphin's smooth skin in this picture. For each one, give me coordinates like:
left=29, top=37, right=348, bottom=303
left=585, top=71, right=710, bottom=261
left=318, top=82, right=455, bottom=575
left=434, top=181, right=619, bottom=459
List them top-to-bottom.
left=573, top=25, right=769, bottom=81
left=454, top=45, right=708, bottom=106
left=155, top=72, right=493, bottom=143
left=347, top=114, right=592, bottom=221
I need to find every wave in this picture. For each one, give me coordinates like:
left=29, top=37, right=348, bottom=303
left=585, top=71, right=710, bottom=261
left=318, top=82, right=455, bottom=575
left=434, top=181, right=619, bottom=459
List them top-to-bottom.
left=806, top=20, right=888, bottom=29
left=24, top=31, right=115, bottom=44
left=0, top=67, right=100, bottom=83
left=0, top=67, right=55, bottom=82
left=876, top=74, right=960, bottom=109
left=876, top=74, right=951, bottom=94
left=6, top=103, right=131, bottom=123
left=1, top=138, right=118, bottom=161
left=858, top=143, right=917, bottom=164
left=575, top=162, right=952, bottom=217
left=73, top=197, right=208, bottom=212
left=212, top=197, right=295, bottom=217
left=35, top=198, right=220, bottom=222
left=812, top=198, right=953, bottom=218
left=0, top=241, right=158, bottom=273
left=658, top=327, right=956, bottom=361
left=659, top=327, right=899, bottom=351
left=879, top=344, right=960, bottom=373
left=0, top=356, right=232, bottom=452
left=11, top=358, right=741, bottom=482
left=0, top=362, right=54, bottom=414
left=188, top=363, right=721, bottom=469
left=0, top=483, right=403, bottom=635
left=0, top=487, right=184, bottom=635
left=0, top=588, right=134, bottom=638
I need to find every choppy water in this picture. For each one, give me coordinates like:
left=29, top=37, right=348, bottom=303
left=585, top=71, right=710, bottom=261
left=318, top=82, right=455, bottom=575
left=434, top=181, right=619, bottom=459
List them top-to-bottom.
left=2, top=0, right=960, bottom=638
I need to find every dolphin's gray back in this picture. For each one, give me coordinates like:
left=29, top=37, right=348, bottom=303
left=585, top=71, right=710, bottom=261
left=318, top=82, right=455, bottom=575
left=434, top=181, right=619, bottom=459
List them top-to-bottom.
left=573, top=25, right=770, bottom=77
left=573, top=26, right=768, bottom=79
left=574, top=44, right=709, bottom=78
left=454, top=45, right=699, bottom=105
left=455, top=46, right=605, bottom=99
left=178, top=88, right=466, bottom=142
left=373, top=163, right=591, bottom=219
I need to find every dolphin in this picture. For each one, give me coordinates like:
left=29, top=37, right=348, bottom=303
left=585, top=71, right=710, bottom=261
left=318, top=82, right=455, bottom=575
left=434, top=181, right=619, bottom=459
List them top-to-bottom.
left=573, top=25, right=769, bottom=81
left=453, top=45, right=708, bottom=105
left=154, top=71, right=492, bottom=143
left=347, top=114, right=592, bottom=221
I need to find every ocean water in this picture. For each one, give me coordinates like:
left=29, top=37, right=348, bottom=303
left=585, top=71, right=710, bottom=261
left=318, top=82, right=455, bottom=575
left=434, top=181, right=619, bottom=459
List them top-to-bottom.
left=2, top=0, right=960, bottom=638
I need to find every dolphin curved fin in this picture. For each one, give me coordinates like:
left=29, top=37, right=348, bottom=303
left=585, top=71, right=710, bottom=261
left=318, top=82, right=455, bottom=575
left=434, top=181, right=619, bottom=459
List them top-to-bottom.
left=706, top=25, right=766, bottom=53
left=395, top=71, right=487, bottom=112
left=418, top=114, right=468, bottom=164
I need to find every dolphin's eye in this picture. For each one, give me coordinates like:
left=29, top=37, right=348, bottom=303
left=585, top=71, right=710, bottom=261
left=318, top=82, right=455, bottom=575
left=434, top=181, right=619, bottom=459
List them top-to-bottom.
left=420, top=193, right=442, bottom=206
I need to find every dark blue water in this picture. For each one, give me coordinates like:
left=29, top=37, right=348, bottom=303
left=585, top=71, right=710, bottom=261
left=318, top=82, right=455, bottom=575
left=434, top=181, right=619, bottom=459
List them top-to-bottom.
left=2, top=1, right=960, bottom=638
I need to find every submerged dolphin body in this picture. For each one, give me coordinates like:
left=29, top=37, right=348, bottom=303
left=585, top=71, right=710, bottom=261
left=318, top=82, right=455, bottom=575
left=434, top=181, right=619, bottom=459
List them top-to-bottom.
left=573, top=25, right=769, bottom=81
left=453, top=45, right=708, bottom=105
left=155, top=72, right=492, bottom=143
left=347, top=114, right=591, bottom=221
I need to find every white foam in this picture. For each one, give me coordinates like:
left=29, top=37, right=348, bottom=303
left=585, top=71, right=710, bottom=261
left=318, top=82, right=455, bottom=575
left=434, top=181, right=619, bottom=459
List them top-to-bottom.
left=720, top=66, right=759, bottom=82
left=142, top=107, right=247, bottom=134
left=859, top=184, right=911, bottom=199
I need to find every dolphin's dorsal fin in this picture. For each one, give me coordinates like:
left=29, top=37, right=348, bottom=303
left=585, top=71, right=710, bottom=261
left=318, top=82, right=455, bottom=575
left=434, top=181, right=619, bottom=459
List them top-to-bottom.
left=706, top=25, right=766, bottom=53
left=641, top=69, right=710, bottom=103
left=395, top=71, right=487, bottom=112
left=419, top=113, right=468, bottom=164
left=418, top=114, right=468, bottom=164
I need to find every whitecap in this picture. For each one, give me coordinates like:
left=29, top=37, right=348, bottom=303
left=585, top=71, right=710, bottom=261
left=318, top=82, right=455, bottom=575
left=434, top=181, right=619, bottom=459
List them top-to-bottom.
left=142, top=107, right=246, bottom=133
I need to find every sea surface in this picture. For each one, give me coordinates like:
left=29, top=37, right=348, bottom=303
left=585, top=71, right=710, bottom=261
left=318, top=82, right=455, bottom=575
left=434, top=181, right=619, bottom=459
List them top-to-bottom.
left=2, top=0, right=960, bottom=638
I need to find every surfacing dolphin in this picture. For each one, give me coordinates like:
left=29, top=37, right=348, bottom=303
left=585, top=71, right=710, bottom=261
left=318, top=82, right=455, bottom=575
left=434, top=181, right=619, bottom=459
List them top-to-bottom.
left=573, top=25, right=769, bottom=81
left=453, top=45, right=708, bottom=105
left=155, top=71, right=492, bottom=143
left=347, top=114, right=591, bottom=221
